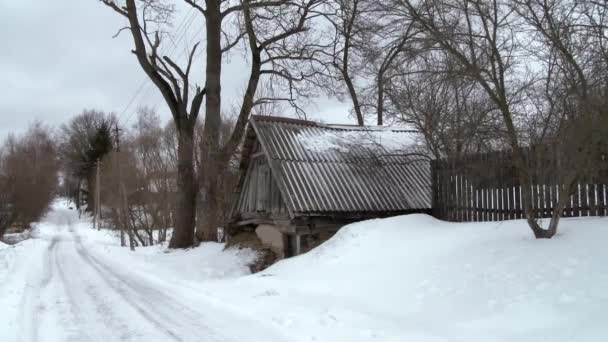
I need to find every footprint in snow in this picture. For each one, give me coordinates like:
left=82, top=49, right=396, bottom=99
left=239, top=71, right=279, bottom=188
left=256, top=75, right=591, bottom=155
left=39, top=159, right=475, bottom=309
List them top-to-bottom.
left=254, top=289, right=279, bottom=297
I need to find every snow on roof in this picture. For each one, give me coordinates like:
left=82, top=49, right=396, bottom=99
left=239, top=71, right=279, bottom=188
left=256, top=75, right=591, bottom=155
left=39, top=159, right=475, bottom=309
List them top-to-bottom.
left=234, top=116, right=432, bottom=216
left=296, top=127, right=421, bottom=155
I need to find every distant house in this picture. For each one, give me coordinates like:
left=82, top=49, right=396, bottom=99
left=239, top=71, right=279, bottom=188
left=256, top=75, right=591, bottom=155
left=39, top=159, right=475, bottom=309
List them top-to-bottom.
left=228, top=116, right=432, bottom=258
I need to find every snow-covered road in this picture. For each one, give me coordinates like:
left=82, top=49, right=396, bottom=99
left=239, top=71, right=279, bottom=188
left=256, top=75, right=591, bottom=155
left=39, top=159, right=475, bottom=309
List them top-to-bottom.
left=3, top=201, right=608, bottom=342
left=1, top=205, right=290, bottom=342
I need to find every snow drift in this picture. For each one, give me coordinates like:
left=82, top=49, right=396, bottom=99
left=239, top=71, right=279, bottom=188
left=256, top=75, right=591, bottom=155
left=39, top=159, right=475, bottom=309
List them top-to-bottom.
left=208, top=214, right=608, bottom=342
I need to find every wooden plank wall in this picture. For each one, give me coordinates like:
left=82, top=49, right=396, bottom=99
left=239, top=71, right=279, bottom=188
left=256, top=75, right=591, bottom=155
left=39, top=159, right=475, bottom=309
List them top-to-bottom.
left=432, top=146, right=608, bottom=222
left=234, top=155, right=288, bottom=217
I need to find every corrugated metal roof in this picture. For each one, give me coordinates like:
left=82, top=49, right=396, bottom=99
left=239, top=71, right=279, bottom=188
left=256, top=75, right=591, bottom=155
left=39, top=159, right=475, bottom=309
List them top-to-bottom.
left=240, top=115, right=432, bottom=218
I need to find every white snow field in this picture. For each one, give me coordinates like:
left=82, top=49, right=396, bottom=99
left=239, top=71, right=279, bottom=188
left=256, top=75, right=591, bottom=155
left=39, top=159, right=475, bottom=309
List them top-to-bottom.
left=1, top=200, right=608, bottom=342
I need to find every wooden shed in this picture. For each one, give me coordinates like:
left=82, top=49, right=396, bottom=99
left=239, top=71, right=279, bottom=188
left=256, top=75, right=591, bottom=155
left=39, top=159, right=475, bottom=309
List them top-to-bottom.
left=228, top=115, right=432, bottom=258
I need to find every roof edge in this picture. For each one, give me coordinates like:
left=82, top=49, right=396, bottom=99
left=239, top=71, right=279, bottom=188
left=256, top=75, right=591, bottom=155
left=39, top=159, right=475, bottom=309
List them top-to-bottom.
left=250, top=115, right=417, bottom=133
left=250, top=115, right=320, bottom=126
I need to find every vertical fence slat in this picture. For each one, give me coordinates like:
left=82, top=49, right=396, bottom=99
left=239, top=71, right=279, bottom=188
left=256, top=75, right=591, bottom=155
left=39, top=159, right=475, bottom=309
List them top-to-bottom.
left=458, top=174, right=464, bottom=222
left=464, top=177, right=470, bottom=222
left=469, top=182, right=474, bottom=222
left=588, top=182, right=596, bottom=217
left=476, top=183, right=481, bottom=222
left=530, top=184, right=537, bottom=219
left=542, top=184, right=548, bottom=218
left=574, top=184, right=581, bottom=217
left=599, top=184, right=606, bottom=217
left=508, top=185, right=515, bottom=220
left=493, top=187, right=499, bottom=221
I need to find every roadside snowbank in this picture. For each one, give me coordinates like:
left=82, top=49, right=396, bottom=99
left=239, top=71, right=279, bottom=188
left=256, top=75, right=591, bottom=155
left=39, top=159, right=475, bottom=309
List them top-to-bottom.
left=202, top=214, right=608, bottom=342
left=1, top=237, right=44, bottom=283
left=87, top=240, right=258, bottom=283
left=0, top=241, right=12, bottom=281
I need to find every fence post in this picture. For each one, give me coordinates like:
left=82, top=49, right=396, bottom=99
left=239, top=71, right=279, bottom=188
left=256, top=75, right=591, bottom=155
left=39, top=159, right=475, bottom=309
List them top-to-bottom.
left=431, top=159, right=439, bottom=219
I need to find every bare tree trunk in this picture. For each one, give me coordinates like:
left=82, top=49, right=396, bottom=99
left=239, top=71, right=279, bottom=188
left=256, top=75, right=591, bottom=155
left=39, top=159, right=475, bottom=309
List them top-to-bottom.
left=196, top=1, right=223, bottom=242
left=343, top=71, right=364, bottom=126
left=376, top=76, right=384, bottom=126
left=498, top=103, right=551, bottom=237
left=170, top=123, right=197, bottom=248
left=199, top=182, right=220, bottom=241
left=112, top=208, right=125, bottom=247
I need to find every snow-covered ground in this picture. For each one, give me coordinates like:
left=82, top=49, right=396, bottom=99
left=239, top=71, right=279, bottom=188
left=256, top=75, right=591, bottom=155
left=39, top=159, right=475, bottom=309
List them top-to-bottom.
left=1, top=200, right=607, bottom=341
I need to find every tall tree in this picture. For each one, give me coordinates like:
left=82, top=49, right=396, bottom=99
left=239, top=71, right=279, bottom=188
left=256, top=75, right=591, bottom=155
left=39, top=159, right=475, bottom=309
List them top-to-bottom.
left=100, top=0, right=325, bottom=246
left=319, top=0, right=368, bottom=125
left=391, top=0, right=606, bottom=238
left=512, top=0, right=608, bottom=236
left=387, top=53, right=501, bottom=158
left=59, top=110, right=117, bottom=212
left=0, top=148, right=12, bottom=240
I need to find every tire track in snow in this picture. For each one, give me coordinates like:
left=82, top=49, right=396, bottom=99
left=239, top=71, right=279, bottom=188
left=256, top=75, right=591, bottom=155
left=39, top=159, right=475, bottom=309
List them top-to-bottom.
left=65, top=221, right=295, bottom=342
left=69, top=228, right=199, bottom=341
left=60, top=229, right=150, bottom=341
left=70, top=230, right=230, bottom=342
left=18, top=236, right=59, bottom=342
left=40, top=237, right=59, bottom=287
left=53, top=239, right=96, bottom=342
left=74, top=246, right=186, bottom=341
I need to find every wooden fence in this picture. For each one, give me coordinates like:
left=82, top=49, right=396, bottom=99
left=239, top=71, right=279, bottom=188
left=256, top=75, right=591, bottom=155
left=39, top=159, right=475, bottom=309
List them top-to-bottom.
left=432, top=146, right=608, bottom=222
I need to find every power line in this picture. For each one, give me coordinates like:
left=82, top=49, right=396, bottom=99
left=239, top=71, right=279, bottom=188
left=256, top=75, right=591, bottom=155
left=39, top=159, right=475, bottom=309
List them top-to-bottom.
left=118, top=7, right=198, bottom=126
left=120, top=8, right=196, bottom=126
left=135, top=9, right=201, bottom=113
left=149, top=13, right=204, bottom=109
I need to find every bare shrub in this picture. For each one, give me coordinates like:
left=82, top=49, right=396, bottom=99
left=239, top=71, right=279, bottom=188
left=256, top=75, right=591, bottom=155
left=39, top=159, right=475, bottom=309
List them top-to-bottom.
left=0, top=123, right=59, bottom=231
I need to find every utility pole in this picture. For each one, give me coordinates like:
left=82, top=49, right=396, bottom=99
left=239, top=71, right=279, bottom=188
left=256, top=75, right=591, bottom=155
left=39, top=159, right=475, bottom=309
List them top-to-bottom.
left=114, top=123, right=125, bottom=246
left=115, top=123, right=134, bottom=250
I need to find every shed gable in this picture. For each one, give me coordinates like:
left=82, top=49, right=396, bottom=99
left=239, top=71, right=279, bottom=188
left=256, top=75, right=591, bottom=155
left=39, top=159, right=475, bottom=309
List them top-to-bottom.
left=230, top=116, right=432, bottom=222
left=232, top=148, right=289, bottom=220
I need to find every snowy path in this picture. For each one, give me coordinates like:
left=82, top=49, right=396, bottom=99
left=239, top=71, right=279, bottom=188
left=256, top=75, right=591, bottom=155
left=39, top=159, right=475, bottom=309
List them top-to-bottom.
left=1, top=206, right=292, bottom=342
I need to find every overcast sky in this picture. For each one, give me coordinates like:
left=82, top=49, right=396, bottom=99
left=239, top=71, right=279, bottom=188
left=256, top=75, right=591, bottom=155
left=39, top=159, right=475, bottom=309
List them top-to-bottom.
left=0, top=0, right=351, bottom=140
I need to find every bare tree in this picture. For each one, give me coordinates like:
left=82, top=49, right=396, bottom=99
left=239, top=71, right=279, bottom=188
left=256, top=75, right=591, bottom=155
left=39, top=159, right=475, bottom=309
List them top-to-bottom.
left=100, top=0, right=326, bottom=245
left=100, top=0, right=205, bottom=247
left=316, top=0, right=370, bottom=125
left=357, top=0, right=426, bottom=126
left=388, top=0, right=607, bottom=237
left=391, top=0, right=561, bottom=237
left=512, top=0, right=608, bottom=235
left=388, top=53, right=501, bottom=159
left=128, top=108, right=177, bottom=245
left=58, top=110, right=117, bottom=212
left=1, top=123, right=59, bottom=231
left=0, top=148, right=12, bottom=240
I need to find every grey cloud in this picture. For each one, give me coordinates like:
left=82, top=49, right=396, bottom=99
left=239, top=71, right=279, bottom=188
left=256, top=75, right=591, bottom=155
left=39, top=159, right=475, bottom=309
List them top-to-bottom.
left=0, top=0, right=351, bottom=140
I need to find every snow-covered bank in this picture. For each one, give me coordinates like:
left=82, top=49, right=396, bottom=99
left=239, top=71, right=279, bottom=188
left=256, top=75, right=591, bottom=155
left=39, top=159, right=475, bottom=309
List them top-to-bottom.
left=1, top=200, right=607, bottom=341
left=84, top=210, right=608, bottom=341
left=205, top=215, right=608, bottom=342
left=1, top=231, right=31, bottom=245
left=86, top=238, right=258, bottom=283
